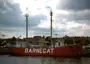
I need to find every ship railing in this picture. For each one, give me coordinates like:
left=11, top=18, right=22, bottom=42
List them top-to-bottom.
left=83, top=44, right=90, bottom=49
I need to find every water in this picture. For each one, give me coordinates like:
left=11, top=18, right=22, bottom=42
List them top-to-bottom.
left=0, top=55, right=90, bottom=64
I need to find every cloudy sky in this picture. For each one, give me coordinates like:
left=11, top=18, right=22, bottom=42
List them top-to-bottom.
left=0, top=0, right=90, bottom=38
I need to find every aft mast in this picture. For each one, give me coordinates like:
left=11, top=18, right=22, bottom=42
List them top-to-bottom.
left=50, top=9, right=53, bottom=47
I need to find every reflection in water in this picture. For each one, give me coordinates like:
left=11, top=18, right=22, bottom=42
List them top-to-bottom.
left=0, top=55, right=90, bottom=64
left=40, top=57, right=82, bottom=64
left=81, top=57, right=90, bottom=64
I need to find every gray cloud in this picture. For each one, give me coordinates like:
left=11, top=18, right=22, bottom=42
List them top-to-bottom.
left=0, top=0, right=25, bottom=27
left=0, top=0, right=48, bottom=37
left=0, top=0, right=47, bottom=28
left=56, top=0, right=90, bottom=35
left=57, top=0, right=90, bottom=11
left=55, top=10, right=90, bottom=25
left=28, top=14, right=47, bottom=28
left=65, top=25, right=90, bottom=36
left=31, top=27, right=66, bottom=37
left=83, top=29, right=90, bottom=36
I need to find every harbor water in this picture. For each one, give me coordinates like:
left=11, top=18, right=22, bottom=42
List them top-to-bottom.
left=0, top=55, right=90, bottom=64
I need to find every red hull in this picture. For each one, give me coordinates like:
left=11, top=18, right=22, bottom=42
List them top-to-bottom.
left=10, top=45, right=83, bottom=57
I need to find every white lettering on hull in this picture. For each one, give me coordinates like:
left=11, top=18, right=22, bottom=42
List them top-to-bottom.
left=25, top=48, right=54, bottom=54
left=25, top=48, right=28, bottom=53
left=43, top=48, right=46, bottom=53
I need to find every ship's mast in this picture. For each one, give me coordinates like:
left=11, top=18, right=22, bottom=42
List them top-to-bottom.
left=25, top=8, right=29, bottom=39
left=50, top=9, right=53, bottom=47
